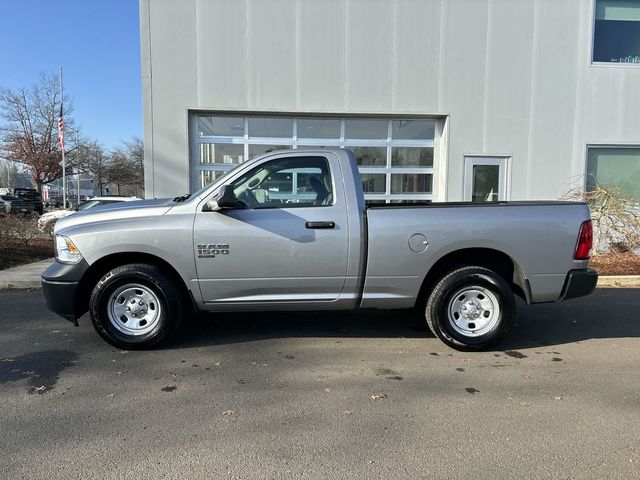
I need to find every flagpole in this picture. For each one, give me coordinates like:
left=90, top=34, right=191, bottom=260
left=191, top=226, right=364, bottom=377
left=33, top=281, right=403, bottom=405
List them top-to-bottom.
left=60, top=65, right=66, bottom=209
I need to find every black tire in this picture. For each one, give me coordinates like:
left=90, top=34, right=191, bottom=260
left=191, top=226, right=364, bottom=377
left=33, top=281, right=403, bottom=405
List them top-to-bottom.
left=89, top=263, right=185, bottom=349
left=425, top=266, right=515, bottom=351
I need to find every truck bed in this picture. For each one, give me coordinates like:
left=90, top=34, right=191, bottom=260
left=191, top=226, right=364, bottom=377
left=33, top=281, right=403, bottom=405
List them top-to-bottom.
left=366, top=200, right=585, bottom=209
left=361, top=201, right=591, bottom=308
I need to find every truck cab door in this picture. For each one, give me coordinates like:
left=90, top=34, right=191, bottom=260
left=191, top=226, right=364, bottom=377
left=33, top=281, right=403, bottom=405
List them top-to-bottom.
left=193, top=153, right=349, bottom=308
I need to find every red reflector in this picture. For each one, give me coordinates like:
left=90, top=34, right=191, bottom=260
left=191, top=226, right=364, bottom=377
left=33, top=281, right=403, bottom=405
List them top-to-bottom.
left=575, top=220, right=593, bottom=260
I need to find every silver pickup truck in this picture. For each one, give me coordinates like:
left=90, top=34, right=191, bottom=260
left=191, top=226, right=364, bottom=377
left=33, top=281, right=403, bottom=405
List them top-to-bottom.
left=42, top=149, right=597, bottom=350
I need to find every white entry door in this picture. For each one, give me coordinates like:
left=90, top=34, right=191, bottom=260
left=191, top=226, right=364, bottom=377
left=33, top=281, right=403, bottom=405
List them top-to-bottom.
left=464, top=156, right=510, bottom=202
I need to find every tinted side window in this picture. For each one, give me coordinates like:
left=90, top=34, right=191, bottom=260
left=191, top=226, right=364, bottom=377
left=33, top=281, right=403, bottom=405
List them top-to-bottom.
left=593, top=0, right=640, bottom=63
left=231, top=156, right=333, bottom=209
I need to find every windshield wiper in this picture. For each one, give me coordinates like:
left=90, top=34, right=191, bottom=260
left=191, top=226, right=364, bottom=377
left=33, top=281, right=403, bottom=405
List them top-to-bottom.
left=173, top=193, right=191, bottom=202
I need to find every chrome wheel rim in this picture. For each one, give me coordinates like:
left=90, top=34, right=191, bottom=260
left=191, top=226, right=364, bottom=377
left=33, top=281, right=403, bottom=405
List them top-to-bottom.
left=107, top=283, right=162, bottom=336
left=447, top=286, right=500, bottom=337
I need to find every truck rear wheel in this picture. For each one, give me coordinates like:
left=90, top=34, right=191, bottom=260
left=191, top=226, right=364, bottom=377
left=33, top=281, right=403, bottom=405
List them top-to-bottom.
left=89, top=264, right=184, bottom=349
left=425, top=266, right=514, bottom=351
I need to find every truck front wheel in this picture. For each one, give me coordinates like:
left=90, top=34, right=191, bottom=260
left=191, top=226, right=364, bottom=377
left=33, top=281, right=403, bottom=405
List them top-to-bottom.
left=89, top=264, right=184, bottom=349
left=425, top=266, right=515, bottom=350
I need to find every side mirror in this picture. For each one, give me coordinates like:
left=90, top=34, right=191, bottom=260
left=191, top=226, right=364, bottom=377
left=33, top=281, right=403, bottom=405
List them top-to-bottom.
left=204, top=185, right=241, bottom=212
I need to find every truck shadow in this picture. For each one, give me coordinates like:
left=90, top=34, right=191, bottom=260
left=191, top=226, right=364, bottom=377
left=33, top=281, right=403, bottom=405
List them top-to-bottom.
left=498, top=287, right=640, bottom=350
left=170, top=288, right=640, bottom=351
left=173, top=308, right=431, bottom=348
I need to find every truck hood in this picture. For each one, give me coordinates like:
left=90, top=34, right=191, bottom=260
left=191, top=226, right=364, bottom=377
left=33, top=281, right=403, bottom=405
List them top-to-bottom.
left=54, top=198, right=175, bottom=233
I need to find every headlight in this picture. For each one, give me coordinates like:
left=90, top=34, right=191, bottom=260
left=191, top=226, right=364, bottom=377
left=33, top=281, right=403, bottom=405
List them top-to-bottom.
left=55, top=235, right=83, bottom=264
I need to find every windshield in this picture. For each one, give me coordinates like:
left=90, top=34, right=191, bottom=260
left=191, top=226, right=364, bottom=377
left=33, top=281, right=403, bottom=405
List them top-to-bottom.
left=189, top=163, right=246, bottom=199
left=15, top=190, right=37, bottom=196
left=77, top=200, right=102, bottom=210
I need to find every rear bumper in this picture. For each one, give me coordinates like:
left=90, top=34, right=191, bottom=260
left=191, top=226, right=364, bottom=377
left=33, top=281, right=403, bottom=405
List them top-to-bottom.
left=41, top=260, right=89, bottom=325
left=560, top=268, right=598, bottom=301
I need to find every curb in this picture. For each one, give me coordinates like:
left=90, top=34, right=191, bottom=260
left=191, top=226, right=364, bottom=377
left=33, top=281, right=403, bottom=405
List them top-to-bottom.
left=597, top=275, right=640, bottom=288
left=0, top=280, right=42, bottom=290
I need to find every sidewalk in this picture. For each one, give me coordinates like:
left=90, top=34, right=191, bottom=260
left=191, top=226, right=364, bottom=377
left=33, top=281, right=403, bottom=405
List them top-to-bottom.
left=0, top=258, right=53, bottom=289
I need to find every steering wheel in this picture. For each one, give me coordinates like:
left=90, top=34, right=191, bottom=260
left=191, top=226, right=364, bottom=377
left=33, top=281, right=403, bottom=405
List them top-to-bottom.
left=238, top=189, right=259, bottom=209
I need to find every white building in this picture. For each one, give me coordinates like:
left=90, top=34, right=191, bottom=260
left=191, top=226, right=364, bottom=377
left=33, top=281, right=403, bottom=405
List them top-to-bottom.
left=140, top=0, right=640, bottom=203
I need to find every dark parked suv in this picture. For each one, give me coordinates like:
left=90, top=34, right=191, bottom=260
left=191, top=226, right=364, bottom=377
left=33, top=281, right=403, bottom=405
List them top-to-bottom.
left=14, top=188, right=43, bottom=214
left=0, top=195, right=34, bottom=213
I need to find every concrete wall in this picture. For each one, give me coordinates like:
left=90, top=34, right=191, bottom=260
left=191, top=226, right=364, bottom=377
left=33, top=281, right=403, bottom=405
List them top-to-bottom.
left=140, top=0, right=640, bottom=200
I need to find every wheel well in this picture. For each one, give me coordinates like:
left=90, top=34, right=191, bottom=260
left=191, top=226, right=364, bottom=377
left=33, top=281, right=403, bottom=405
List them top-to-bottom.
left=416, top=248, right=527, bottom=308
left=76, top=252, right=195, bottom=315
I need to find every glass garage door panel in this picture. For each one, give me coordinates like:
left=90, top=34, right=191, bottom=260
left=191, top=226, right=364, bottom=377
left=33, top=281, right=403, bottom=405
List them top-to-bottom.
left=193, top=115, right=438, bottom=200
left=198, top=116, right=244, bottom=137
left=248, top=117, right=293, bottom=138
left=297, top=119, right=341, bottom=139
left=344, top=119, right=388, bottom=139
left=391, top=120, right=435, bottom=140
left=199, top=144, right=244, bottom=164
left=248, top=144, right=291, bottom=159
left=351, top=146, right=387, bottom=167
left=391, top=147, right=433, bottom=167
left=200, top=170, right=229, bottom=188
left=361, top=173, right=386, bottom=193
left=391, top=174, right=433, bottom=194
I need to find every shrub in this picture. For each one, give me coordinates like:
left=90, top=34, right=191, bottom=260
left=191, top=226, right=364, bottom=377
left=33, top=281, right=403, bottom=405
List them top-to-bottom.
left=564, top=184, right=640, bottom=255
left=0, top=213, right=43, bottom=248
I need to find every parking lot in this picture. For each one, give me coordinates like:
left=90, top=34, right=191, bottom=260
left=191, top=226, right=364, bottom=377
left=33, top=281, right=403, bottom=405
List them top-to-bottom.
left=1, top=288, right=639, bottom=479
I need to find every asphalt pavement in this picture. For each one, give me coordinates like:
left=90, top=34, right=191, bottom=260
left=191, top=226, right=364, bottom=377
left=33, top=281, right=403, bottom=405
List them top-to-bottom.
left=1, top=288, right=639, bottom=479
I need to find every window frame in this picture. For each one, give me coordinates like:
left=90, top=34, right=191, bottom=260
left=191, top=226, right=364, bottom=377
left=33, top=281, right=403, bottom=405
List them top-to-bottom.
left=590, top=0, right=640, bottom=67
left=585, top=144, right=640, bottom=201
left=229, top=155, right=335, bottom=210
left=463, top=155, right=511, bottom=202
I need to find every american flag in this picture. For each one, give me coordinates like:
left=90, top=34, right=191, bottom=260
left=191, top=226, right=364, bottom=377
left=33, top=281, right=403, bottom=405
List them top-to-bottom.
left=57, top=101, right=64, bottom=150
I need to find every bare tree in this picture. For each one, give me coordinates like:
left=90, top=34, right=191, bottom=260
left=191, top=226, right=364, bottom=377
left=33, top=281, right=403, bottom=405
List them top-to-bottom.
left=0, top=73, right=81, bottom=192
left=108, top=137, right=144, bottom=197
left=74, top=140, right=110, bottom=196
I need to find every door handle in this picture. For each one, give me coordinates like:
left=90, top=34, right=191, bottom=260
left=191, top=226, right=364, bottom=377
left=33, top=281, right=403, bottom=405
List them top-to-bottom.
left=305, top=221, right=335, bottom=229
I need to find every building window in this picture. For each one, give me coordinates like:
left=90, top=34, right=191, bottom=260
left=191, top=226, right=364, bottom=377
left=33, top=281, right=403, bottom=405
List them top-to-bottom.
left=593, top=0, right=640, bottom=64
left=191, top=114, right=437, bottom=203
left=587, top=147, right=640, bottom=201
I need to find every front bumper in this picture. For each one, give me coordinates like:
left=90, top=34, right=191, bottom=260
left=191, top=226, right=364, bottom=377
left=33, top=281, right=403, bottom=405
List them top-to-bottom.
left=41, top=260, right=89, bottom=325
left=560, top=268, right=598, bottom=301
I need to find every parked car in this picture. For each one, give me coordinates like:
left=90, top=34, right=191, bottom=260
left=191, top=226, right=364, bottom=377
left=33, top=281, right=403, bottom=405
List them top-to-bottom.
left=42, top=149, right=597, bottom=350
left=13, top=188, right=44, bottom=214
left=0, top=195, right=35, bottom=214
left=44, top=195, right=62, bottom=208
left=38, top=196, right=138, bottom=234
left=0, top=201, right=6, bottom=214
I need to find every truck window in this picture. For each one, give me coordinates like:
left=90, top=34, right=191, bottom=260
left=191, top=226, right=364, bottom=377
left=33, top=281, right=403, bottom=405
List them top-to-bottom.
left=231, top=156, right=333, bottom=209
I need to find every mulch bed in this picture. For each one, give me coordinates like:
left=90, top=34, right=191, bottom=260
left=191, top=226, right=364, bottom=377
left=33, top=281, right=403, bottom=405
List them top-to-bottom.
left=0, top=238, right=54, bottom=270
left=590, top=253, right=640, bottom=276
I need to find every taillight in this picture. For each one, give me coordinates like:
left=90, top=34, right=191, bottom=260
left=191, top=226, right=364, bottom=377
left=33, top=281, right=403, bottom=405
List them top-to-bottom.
left=575, top=220, right=593, bottom=260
